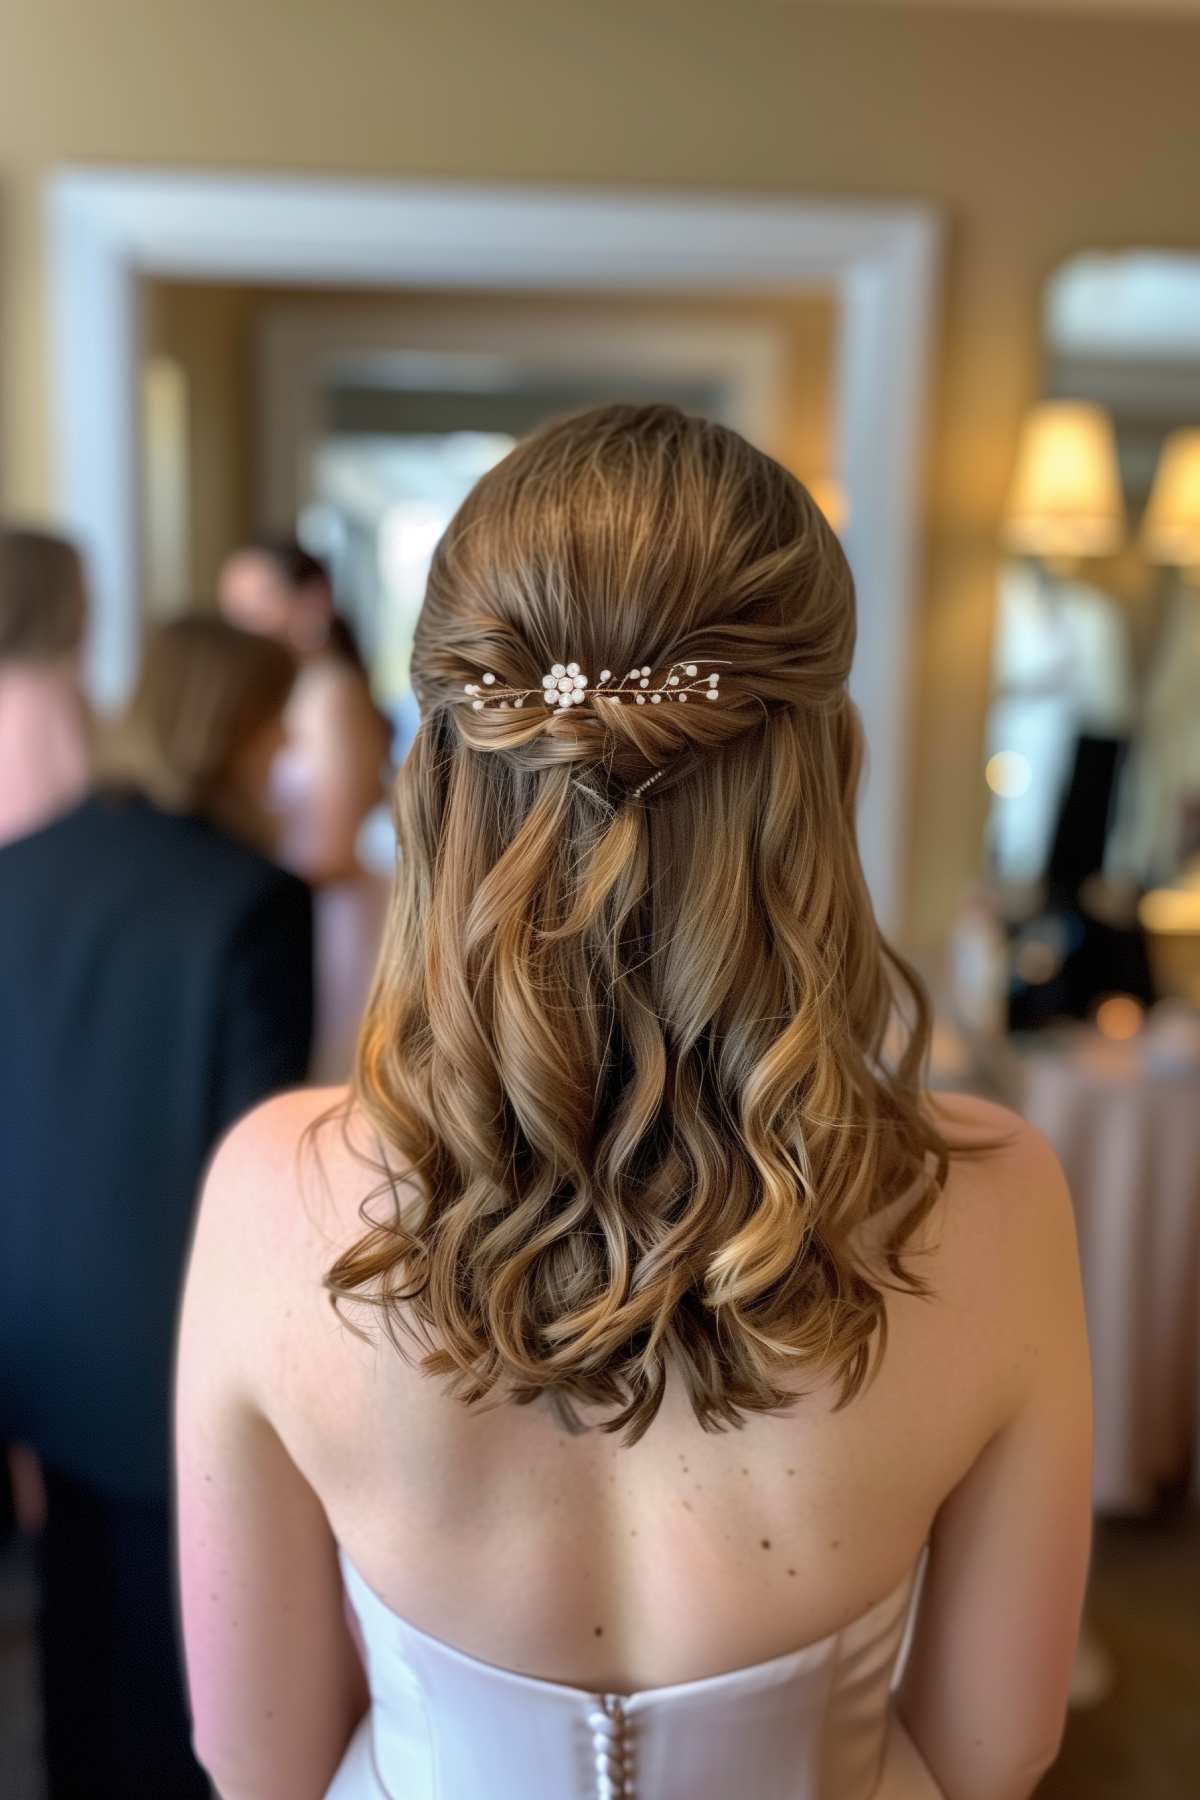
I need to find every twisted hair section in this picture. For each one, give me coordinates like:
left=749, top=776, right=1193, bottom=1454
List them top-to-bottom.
left=327, top=404, right=998, bottom=1440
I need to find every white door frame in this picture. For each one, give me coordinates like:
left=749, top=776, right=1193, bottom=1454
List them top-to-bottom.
left=46, top=169, right=940, bottom=930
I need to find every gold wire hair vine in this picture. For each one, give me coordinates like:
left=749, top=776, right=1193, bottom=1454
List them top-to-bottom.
left=462, top=658, right=731, bottom=712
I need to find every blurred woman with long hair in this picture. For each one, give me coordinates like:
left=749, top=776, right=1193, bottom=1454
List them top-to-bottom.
left=177, top=408, right=1091, bottom=1800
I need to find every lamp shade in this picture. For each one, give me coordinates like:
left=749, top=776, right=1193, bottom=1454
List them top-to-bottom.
left=1002, top=401, right=1125, bottom=557
left=1142, top=428, right=1200, bottom=566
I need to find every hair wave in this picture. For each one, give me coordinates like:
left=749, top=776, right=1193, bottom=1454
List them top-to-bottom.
left=328, top=403, right=982, bottom=1441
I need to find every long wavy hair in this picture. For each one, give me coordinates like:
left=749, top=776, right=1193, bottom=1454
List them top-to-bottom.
left=329, top=403, right=983, bottom=1442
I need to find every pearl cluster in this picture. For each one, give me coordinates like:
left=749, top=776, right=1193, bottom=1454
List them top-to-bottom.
left=462, top=659, right=728, bottom=712
left=543, top=660, right=590, bottom=708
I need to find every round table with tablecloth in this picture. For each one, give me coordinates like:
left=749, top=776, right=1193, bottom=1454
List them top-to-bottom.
left=1006, top=1020, right=1200, bottom=1514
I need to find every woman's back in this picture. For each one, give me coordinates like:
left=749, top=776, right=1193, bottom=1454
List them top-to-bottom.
left=176, top=405, right=1090, bottom=1800
left=178, top=1083, right=1088, bottom=1799
left=240, top=1086, right=1025, bottom=1685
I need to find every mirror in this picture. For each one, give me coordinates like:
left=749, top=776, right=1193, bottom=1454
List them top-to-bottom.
left=981, top=251, right=1200, bottom=1024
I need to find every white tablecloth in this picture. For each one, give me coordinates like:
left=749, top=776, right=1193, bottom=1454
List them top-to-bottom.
left=1012, top=1026, right=1200, bottom=1514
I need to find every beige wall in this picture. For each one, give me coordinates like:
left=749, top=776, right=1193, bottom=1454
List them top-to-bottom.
left=4, top=0, right=1200, bottom=948
left=143, top=282, right=259, bottom=605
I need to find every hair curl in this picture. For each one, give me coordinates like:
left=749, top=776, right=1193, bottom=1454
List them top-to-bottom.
left=328, top=403, right=986, bottom=1442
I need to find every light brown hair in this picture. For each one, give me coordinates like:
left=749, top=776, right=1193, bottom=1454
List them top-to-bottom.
left=331, top=403, right=988, bottom=1441
left=0, top=527, right=86, bottom=662
left=99, top=614, right=295, bottom=852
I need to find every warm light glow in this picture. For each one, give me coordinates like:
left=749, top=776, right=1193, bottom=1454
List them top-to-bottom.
left=1002, top=401, right=1125, bottom=558
left=1142, top=428, right=1200, bottom=566
left=807, top=476, right=848, bottom=534
left=985, top=750, right=1032, bottom=798
left=1139, top=883, right=1200, bottom=934
left=1095, top=994, right=1144, bottom=1041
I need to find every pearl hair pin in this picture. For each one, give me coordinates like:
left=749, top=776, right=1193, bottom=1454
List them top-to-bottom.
left=461, top=659, right=730, bottom=713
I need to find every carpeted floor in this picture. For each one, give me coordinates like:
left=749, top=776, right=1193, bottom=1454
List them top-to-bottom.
left=2, top=1510, right=1197, bottom=1798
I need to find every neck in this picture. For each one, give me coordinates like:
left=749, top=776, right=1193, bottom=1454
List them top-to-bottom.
left=0, top=660, right=91, bottom=846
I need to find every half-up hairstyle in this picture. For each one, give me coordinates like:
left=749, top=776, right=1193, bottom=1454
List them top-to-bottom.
left=329, top=402, right=982, bottom=1441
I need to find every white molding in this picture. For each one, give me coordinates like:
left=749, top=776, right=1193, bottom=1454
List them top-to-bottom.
left=45, top=167, right=940, bottom=931
left=48, top=180, right=143, bottom=713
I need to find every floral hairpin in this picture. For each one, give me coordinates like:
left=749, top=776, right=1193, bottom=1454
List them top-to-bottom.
left=462, top=659, right=730, bottom=712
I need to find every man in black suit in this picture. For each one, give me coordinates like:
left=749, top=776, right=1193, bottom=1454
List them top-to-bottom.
left=0, top=529, right=314, bottom=1797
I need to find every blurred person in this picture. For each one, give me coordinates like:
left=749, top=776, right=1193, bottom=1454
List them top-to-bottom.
left=177, top=408, right=1091, bottom=1800
left=0, top=527, right=90, bottom=847
left=0, top=528, right=91, bottom=1557
left=217, top=534, right=391, bottom=885
left=219, top=535, right=393, bottom=1082
left=0, top=611, right=314, bottom=1798
left=99, top=611, right=297, bottom=856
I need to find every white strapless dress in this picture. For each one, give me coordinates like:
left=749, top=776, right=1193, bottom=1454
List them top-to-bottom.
left=326, top=1548, right=943, bottom=1799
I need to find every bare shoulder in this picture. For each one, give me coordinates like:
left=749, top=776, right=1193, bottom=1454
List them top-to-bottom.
left=207, top=1084, right=350, bottom=1189
left=198, top=1086, right=382, bottom=1273
left=183, top=1089, right=401, bottom=1407
left=930, top=1089, right=1071, bottom=1203
left=924, top=1090, right=1079, bottom=1307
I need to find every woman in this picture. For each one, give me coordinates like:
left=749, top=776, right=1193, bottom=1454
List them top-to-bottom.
left=176, top=407, right=1091, bottom=1800
left=217, top=535, right=392, bottom=885
left=218, top=535, right=394, bottom=1082
left=99, top=611, right=298, bottom=854
left=0, top=613, right=313, bottom=1797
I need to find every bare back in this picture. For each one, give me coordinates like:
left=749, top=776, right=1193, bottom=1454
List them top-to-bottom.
left=177, top=1082, right=1090, bottom=1799
left=267, top=1093, right=1010, bottom=1680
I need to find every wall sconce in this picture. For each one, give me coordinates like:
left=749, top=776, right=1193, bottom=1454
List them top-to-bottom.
left=1001, top=400, right=1125, bottom=564
left=1142, top=427, right=1200, bottom=569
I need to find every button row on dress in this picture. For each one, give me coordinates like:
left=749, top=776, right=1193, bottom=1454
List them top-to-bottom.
left=588, top=1696, right=635, bottom=1798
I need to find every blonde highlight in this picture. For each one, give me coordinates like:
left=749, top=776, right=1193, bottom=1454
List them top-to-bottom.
left=329, top=403, right=987, bottom=1441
